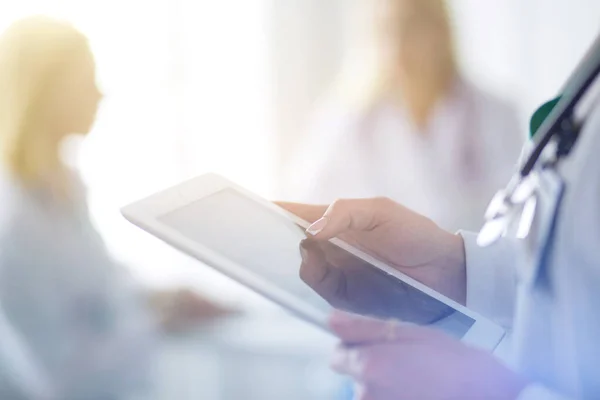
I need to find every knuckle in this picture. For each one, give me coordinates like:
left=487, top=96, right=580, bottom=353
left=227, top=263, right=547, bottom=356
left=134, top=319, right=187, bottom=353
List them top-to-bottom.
left=372, top=196, right=394, bottom=209
left=327, top=198, right=351, bottom=217
left=330, top=198, right=349, bottom=209
left=298, top=263, right=309, bottom=282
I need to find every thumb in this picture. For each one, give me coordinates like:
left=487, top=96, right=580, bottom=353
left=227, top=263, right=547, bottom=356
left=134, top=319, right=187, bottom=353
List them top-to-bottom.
left=306, top=198, right=387, bottom=240
left=329, top=311, right=424, bottom=345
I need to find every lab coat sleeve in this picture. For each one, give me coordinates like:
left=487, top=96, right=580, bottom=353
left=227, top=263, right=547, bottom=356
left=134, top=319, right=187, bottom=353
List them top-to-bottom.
left=460, top=231, right=518, bottom=330
left=461, top=232, right=577, bottom=399
left=517, top=384, right=572, bottom=400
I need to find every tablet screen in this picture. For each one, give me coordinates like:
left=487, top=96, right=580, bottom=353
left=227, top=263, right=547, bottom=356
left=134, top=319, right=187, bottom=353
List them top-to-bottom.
left=159, top=188, right=475, bottom=338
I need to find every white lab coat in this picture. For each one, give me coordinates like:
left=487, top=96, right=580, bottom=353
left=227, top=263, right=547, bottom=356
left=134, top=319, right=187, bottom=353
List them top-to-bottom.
left=285, top=78, right=524, bottom=232
left=462, top=96, right=600, bottom=398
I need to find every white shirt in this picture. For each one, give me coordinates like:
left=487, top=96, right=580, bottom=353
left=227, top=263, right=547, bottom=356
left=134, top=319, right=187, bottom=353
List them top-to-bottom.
left=285, top=79, right=524, bottom=232
left=462, top=97, right=600, bottom=398
left=0, top=171, right=157, bottom=400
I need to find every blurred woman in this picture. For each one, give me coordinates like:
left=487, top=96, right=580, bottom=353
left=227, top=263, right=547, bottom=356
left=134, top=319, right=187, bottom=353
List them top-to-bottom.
left=285, top=0, right=523, bottom=232
left=0, top=17, right=227, bottom=400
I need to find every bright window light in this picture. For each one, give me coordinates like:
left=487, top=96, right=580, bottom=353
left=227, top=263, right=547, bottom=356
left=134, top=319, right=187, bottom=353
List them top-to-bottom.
left=0, top=1, right=273, bottom=302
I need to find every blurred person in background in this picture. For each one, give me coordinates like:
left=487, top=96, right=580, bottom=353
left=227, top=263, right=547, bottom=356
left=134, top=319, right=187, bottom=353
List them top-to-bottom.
left=285, top=0, right=524, bottom=232
left=0, top=16, right=229, bottom=400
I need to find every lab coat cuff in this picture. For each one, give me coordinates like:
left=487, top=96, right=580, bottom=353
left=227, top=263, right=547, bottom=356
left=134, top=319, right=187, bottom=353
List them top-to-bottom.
left=459, top=231, right=517, bottom=329
left=517, top=384, right=571, bottom=400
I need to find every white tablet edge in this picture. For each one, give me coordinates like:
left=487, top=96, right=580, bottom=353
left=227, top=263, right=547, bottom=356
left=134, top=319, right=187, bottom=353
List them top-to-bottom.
left=121, top=173, right=505, bottom=350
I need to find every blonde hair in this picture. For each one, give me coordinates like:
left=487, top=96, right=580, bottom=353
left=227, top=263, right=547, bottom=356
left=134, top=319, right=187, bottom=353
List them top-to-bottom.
left=336, top=0, right=457, bottom=122
left=0, top=16, right=90, bottom=187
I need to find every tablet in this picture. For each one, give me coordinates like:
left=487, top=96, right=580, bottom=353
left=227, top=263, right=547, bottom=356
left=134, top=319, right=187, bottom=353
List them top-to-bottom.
left=121, top=173, right=504, bottom=350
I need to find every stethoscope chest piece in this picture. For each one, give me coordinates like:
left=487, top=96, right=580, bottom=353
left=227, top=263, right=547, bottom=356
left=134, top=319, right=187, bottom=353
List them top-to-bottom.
left=477, top=31, right=600, bottom=247
left=477, top=172, right=541, bottom=247
left=516, top=195, right=538, bottom=240
left=477, top=215, right=510, bottom=247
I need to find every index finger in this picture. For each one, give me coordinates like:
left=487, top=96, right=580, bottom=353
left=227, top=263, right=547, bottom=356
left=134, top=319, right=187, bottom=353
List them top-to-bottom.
left=307, top=198, right=394, bottom=240
left=298, top=239, right=342, bottom=298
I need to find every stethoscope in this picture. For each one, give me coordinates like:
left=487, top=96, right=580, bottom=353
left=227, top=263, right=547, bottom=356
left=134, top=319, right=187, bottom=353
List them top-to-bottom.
left=478, top=33, right=600, bottom=247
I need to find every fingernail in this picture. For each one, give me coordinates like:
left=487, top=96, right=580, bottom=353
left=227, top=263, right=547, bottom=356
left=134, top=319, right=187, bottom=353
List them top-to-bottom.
left=307, top=217, right=328, bottom=236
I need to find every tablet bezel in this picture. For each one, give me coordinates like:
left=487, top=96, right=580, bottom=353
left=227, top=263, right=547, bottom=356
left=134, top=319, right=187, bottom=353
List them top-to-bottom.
left=121, top=173, right=505, bottom=350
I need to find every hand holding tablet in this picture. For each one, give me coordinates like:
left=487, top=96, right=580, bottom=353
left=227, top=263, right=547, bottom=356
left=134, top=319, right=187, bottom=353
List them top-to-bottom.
left=122, top=173, right=503, bottom=350
left=280, top=197, right=468, bottom=306
left=298, top=237, right=459, bottom=325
